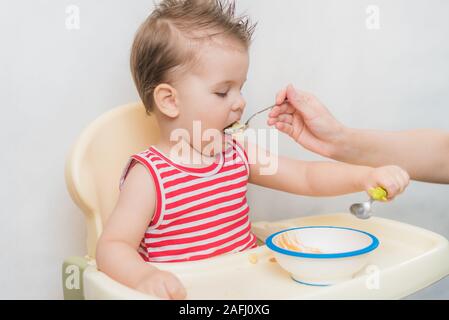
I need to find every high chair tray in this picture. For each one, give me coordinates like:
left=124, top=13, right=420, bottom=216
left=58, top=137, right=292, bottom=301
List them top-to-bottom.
left=83, top=213, right=449, bottom=299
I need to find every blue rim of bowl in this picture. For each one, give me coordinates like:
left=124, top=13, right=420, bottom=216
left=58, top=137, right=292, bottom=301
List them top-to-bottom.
left=266, top=226, right=380, bottom=259
left=290, top=277, right=331, bottom=287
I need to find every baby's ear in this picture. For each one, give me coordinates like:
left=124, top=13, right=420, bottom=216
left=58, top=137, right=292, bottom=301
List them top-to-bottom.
left=153, top=84, right=180, bottom=118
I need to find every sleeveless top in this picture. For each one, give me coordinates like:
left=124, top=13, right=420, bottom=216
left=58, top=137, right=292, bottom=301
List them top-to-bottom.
left=119, top=137, right=258, bottom=263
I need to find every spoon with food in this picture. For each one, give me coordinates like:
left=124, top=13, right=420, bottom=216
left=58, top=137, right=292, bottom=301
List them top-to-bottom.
left=224, top=103, right=279, bottom=135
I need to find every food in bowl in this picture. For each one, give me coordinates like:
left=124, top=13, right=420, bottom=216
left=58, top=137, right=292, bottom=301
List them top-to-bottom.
left=266, top=226, right=380, bottom=286
left=276, top=233, right=323, bottom=253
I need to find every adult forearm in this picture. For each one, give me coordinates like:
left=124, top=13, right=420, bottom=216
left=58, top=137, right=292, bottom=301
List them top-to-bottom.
left=333, top=128, right=449, bottom=184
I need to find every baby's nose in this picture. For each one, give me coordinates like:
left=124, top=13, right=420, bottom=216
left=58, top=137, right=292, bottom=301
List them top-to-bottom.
left=232, top=97, right=246, bottom=112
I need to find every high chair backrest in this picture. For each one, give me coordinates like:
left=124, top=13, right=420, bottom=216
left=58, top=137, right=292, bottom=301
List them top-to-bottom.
left=65, top=102, right=160, bottom=259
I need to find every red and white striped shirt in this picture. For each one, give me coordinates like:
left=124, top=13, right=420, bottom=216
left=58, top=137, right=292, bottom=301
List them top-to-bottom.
left=119, top=138, right=257, bottom=263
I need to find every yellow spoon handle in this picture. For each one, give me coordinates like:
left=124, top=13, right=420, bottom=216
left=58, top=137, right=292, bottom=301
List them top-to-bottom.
left=368, top=187, right=388, bottom=201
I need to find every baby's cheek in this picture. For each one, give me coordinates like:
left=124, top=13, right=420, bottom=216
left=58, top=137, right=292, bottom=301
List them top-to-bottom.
left=213, top=117, right=228, bottom=130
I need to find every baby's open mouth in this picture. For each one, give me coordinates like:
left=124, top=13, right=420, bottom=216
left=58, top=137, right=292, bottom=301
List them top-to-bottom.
left=223, top=121, right=247, bottom=135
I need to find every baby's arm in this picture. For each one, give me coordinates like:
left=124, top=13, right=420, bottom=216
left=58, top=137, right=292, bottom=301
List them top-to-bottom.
left=245, top=140, right=409, bottom=199
left=96, top=163, right=187, bottom=300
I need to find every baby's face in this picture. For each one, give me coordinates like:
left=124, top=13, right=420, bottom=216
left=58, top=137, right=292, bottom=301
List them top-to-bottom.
left=172, top=37, right=249, bottom=154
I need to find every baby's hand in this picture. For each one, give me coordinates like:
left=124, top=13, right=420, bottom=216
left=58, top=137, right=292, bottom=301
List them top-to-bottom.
left=364, top=165, right=410, bottom=200
left=135, top=269, right=187, bottom=300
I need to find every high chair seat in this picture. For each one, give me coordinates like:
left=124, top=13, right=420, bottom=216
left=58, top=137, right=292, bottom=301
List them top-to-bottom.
left=63, top=102, right=449, bottom=300
left=65, top=102, right=160, bottom=259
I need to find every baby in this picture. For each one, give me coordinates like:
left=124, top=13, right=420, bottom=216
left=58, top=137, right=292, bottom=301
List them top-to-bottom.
left=96, top=0, right=410, bottom=300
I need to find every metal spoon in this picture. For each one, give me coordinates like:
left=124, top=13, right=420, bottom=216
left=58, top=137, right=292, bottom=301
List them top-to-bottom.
left=224, top=103, right=280, bottom=135
left=244, top=104, right=277, bottom=128
left=350, top=187, right=388, bottom=220
left=350, top=199, right=376, bottom=220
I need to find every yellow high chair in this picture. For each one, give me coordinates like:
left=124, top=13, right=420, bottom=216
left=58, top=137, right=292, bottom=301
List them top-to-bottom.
left=63, top=102, right=449, bottom=300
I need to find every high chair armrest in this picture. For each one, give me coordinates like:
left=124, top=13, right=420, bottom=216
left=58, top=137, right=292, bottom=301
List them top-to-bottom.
left=62, top=256, right=157, bottom=300
left=82, top=265, right=159, bottom=300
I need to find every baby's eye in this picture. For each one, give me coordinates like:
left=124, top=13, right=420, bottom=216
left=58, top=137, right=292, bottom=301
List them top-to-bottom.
left=215, top=92, right=228, bottom=98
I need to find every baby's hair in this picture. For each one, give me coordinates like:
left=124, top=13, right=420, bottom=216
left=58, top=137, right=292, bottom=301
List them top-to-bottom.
left=130, top=0, right=256, bottom=115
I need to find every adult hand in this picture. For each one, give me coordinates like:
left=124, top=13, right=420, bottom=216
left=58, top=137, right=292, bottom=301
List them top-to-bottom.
left=267, top=84, right=346, bottom=158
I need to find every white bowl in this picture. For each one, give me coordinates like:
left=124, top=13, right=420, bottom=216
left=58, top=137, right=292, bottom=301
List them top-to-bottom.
left=266, top=226, right=380, bottom=286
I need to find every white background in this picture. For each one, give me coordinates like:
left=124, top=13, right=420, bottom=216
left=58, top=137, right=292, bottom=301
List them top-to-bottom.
left=0, top=0, right=447, bottom=299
